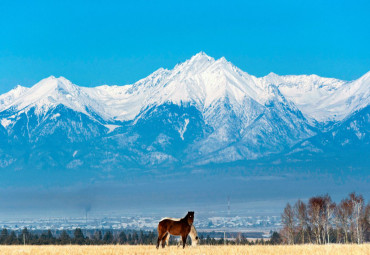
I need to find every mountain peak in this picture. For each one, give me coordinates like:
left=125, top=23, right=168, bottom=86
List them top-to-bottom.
left=189, top=51, right=214, bottom=62
left=193, top=51, right=209, bottom=57
left=170, top=52, right=216, bottom=76
left=190, top=52, right=231, bottom=67
left=218, top=56, right=227, bottom=62
left=262, top=72, right=283, bottom=86
left=266, top=72, right=278, bottom=77
left=3, top=75, right=91, bottom=116
left=40, top=75, right=71, bottom=84
left=31, top=76, right=77, bottom=94
left=13, top=84, right=26, bottom=89
left=0, top=85, right=30, bottom=111
left=11, top=85, right=29, bottom=95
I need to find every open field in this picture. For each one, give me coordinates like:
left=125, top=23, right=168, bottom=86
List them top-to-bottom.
left=0, top=244, right=369, bottom=255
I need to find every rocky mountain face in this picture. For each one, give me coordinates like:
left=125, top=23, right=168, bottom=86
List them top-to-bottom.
left=0, top=53, right=368, bottom=171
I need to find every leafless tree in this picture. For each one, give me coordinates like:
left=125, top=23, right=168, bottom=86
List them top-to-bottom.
left=280, top=193, right=367, bottom=245
left=349, top=193, right=365, bottom=244
left=322, top=195, right=336, bottom=244
left=308, top=196, right=325, bottom=244
left=337, top=198, right=353, bottom=243
left=294, top=200, right=308, bottom=244
left=281, top=203, right=295, bottom=244
left=363, top=203, right=370, bottom=242
left=334, top=204, right=343, bottom=243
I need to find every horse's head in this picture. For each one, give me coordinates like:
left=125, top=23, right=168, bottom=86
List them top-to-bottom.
left=186, top=211, right=194, bottom=225
left=190, top=224, right=199, bottom=246
left=191, top=235, right=199, bottom=246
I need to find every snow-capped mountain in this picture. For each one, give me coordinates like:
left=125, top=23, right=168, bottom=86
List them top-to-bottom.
left=0, top=52, right=368, bottom=170
left=264, top=71, right=370, bottom=122
left=2, top=76, right=111, bottom=121
left=0, top=85, right=29, bottom=112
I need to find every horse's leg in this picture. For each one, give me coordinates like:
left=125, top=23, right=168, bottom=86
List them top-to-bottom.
left=157, top=230, right=165, bottom=249
left=161, top=233, right=168, bottom=248
left=165, top=233, right=170, bottom=247
left=181, top=234, right=188, bottom=249
left=156, top=235, right=161, bottom=249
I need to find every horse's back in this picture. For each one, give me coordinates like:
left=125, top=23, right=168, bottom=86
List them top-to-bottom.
left=158, top=217, right=181, bottom=229
left=158, top=218, right=174, bottom=232
left=158, top=218, right=190, bottom=236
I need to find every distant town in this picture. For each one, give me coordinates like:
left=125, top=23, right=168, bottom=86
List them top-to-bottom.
left=0, top=215, right=280, bottom=236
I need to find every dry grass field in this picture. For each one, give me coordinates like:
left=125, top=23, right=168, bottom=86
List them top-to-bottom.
left=0, top=244, right=369, bottom=255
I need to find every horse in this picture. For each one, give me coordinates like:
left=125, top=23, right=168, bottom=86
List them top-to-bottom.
left=157, top=211, right=195, bottom=249
left=164, top=224, right=199, bottom=247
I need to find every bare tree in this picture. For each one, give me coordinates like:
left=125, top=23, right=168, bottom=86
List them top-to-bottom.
left=280, top=193, right=368, bottom=245
left=349, top=193, right=365, bottom=244
left=322, top=195, right=336, bottom=244
left=308, top=196, right=325, bottom=244
left=337, top=198, right=354, bottom=243
left=294, top=200, right=308, bottom=244
left=281, top=203, right=295, bottom=244
left=363, top=203, right=370, bottom=242
left=334, top=204, right=343, bottom=243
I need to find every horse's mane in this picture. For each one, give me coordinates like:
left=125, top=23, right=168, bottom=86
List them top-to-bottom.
left=160, top=212, right=193, bottom=224
left=159, top=217, right=181, bottom=222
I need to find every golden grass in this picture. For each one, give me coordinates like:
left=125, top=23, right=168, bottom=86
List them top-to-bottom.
left=0, top=244, right=369, bottom=255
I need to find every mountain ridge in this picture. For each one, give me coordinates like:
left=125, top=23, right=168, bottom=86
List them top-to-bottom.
left=0, top=52, right=369, bottom=170
left=1, top=52, right=368, bottom=123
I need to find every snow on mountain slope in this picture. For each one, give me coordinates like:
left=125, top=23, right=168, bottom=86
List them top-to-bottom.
left=0, top=52, right=368, bottom=169
left=82, top=52, right=273, bottom=124
left=84, top=52, right=370, bottom=124
left=2, top=53, right=368, bottom=125
left=147, top=53, right=269, bottom=108
left=82, top=68, right=171, bottom=122
left=318, top=71, right=370, bottom=121
left=262, top=72, right=369, bottom=122
left=3, top=76, right=111, bottom=122
left=0, top=85, right=29, bottom=112
left=287, top=105, right=370, bottom=161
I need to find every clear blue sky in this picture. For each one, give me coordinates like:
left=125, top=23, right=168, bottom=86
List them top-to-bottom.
left=0, top=0, right=369, bottom=93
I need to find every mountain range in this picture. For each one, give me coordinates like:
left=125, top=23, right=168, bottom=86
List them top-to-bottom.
left=0, top=52, right=369, bottom=172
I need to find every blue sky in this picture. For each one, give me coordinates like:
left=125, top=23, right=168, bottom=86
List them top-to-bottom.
left=0, top=0, right=369, bottom=93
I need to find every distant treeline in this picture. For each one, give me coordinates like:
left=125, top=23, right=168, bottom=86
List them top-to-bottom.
left=2, top=192, right=367, bottom=246
left=279, top=192, right=369, bottom=244
left=0, top=228, right=274, bottom=245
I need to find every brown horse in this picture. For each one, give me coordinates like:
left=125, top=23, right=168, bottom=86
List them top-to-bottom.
left=157, top=211, right=194, bottom=249
left=163, top=224, right=199, bottom=247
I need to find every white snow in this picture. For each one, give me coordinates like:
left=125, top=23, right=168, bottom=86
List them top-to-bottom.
left=0, top=52, right=368, bottom=125
left=264, top=72, right=370, bottom=122
left=2, top=76, right=113, bottom=121
left=0, top=85, right=29, bottom=111
left=50, top=113, right=61, bottom=120
left=1, top=118, right=12, bottom=128
left=178, top=118, right=189, bottom=140
left=105, top=124, right=121, bottom=133
left=73, top=150, right=78, bottom=157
